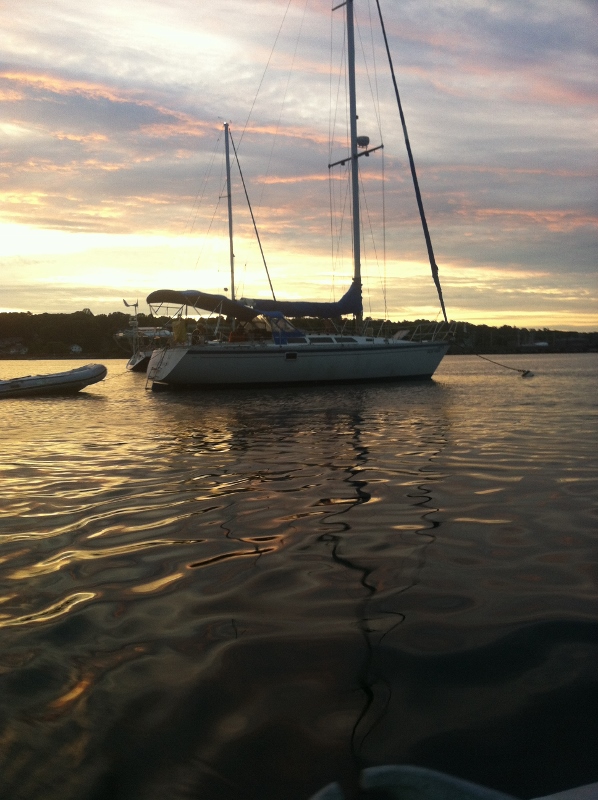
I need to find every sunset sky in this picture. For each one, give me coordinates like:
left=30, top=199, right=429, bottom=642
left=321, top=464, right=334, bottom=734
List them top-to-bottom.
left=1, top=0, right=596, bottom=329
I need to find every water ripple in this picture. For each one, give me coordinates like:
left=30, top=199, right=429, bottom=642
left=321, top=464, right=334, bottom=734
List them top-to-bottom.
left=0, top=356, right=596, bottom=800
left=0, top=592, right=96, bottom=628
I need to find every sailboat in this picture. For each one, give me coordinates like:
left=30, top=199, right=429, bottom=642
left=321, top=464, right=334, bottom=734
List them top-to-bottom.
left=146, top=0, right=453, bottom=388
left=114, top=300, right=172, bottom=372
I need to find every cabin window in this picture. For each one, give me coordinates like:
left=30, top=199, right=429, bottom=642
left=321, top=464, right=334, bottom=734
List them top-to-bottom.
left=286, top=337, right=307, bottom=344
left=309, top=337, right=335, bottom=343
left=334, top=337, right=357, bottom=343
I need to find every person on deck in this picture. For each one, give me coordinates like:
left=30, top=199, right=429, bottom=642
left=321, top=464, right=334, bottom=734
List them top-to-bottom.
left=173, top=317, right=188, bottom=344
left=191, top=321, right=206, bottom=344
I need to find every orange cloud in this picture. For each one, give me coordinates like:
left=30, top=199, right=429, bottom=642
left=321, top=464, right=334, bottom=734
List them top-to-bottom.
left=0, top=70, right=215, bottom=141
left=0, top=70, right=128, bottom=103
left=0, top=88, right=22, bottom=101
left=140, top=119, right=216, bottom=139
left=241, top=121, right=329, bottom=146
left=53, top=132, right=108, bottom=143
left=6, top=158, right=126, bottom=175
left=258, top=170, right=383, bottom=185
left=259, top=173, right=332, bottom=185
left=0, top=191, right=49, bottom=205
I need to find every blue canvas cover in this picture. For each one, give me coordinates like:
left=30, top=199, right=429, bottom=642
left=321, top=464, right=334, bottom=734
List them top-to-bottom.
left=147, top=281, right=362, bottom=322
left=246, top=281, right=362, bottom=318
left=146, top=289, right=258, bottom=322
left=259, top=311, right=305, bottom=344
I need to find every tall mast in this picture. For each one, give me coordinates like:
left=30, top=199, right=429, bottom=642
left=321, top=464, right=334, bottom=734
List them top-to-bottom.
left=346, top=0, right=361, bottom=318
left=330, top=1, right=381, bottom=319
left=224, top=122, right=235, bottom=302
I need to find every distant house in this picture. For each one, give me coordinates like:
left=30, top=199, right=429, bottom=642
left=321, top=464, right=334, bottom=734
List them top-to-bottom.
left=0, top=337, right=28, bottom=355
left=519, top=341, right=549, bottom=352
left=69, top=344, right=83, bottom=354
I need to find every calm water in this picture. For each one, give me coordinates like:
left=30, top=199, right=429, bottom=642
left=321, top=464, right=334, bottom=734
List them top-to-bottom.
left=0, top=354, right=596, bottom=800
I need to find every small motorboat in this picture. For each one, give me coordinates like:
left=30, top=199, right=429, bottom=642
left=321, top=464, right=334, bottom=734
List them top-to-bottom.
left=0, top=363, right=107, bottom=398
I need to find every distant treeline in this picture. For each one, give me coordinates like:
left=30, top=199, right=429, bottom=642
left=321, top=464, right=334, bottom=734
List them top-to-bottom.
left=0, top=309, right=596, bottom=357
left=0, top=310, right=171, bottom=358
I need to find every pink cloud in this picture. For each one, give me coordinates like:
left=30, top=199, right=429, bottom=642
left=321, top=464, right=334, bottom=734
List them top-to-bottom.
left=0, top=70, right=215, bottom=141
left=468, top=208, right=598, bottom=232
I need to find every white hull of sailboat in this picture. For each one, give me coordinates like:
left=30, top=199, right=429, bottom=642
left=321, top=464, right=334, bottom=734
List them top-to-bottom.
left=148, top=338, right=449, bottom=387
left=126, top=350, right=152, bottom=372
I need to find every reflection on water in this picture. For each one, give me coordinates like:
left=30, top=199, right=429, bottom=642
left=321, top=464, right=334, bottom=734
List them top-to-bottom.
left=0, top=355, right=597, bottom=799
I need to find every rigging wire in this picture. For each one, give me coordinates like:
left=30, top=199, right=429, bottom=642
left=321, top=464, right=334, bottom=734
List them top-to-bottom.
left=229, top=0, right=306, bottom=300
left=238, top=0, right=294, bottom=148
left=256, top=0, right=310, bottom=212
left=367, top=0, right=382, bottom=138
left=367, top=0, right=387, bottom=319
left=375, top=0, right=449, bottom=324
left=356, top=2, right=389, bottom=321
left=356, top=4, right=383, bottom=140
left=328, top=6, right=336, bottom=300
left=339, top=6, right=353, bottom=296
left=329, top=10, right=348, bottom=302
left=229, top=130, right=277, bottom=300
left=185, top=131, right=223, bottom=237
left=194, top=145, right=227, bottom=270
left=381, top=145, right=387, bottom=320
left=328, top=158, right=336, bottom=300
left=331, top=167, right=352, bottom=301
left=359, top=168, right=383, bottom=319
left=358, top=183, right=371, bottom=318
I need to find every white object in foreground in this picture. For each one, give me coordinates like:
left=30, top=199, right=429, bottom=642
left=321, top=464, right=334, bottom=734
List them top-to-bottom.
left=309, top=764, right=598, bottom=800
